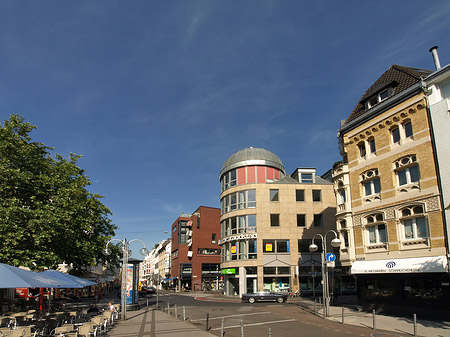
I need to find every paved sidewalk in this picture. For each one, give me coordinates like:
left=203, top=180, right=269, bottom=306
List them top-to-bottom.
left=108, top=306, right=215, bottom=337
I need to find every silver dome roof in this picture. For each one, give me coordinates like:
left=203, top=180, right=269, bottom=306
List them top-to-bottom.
left=220, top=147, right=285, bottom=178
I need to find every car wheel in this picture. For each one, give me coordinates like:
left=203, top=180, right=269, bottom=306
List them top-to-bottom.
left=248, top=297, right=256, bottom=304
left=276, top=297, right=284, bottom=303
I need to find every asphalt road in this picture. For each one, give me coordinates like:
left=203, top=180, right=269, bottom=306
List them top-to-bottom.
left=141, top=293, right=409, bottom=337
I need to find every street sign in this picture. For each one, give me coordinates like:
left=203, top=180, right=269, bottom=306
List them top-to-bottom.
left=326, top=253, right=336, bottom=262
left=326, top=261, right=335, bottom=268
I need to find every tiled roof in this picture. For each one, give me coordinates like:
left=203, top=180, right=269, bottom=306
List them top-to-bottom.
left=344, top=65, right=432, bottom=125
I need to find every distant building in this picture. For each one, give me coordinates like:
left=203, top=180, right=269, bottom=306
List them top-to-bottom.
left=335, top=60, right=449, bottom=311
left=219, top=147, right=337, bottom=296
left=170, top=206, right=221, bottom=291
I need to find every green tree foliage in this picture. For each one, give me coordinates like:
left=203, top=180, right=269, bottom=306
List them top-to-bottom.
left=0, top=115, right=117, bottom=272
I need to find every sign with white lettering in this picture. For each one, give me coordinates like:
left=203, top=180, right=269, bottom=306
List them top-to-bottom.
left=219, top=233, right=257, bottom=244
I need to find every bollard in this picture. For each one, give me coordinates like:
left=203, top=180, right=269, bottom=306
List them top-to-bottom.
left=146, top=298, right=149, bottom=307
left=314, top=298, right=317, bottom=315
left=167, top=303, right=170, bottom=315
left=175, top=304, right=178, bottom=318
left=183, top=305, right=186, bottom=321
left=341, top=306, right=344, bottom=324
left=372, top=309, right=376, bottom=330
left=205, top=313, right=209, bottom=331
left=413, top=313, right=417, bottom=336
left=221, top=317, right=224, bottom=337
left=240, top=319, right=244, bottom=337
left=268, top=327, right=272, bottom=337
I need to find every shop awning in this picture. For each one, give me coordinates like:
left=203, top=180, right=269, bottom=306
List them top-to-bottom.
left=350, top=256, right=448, bottom=274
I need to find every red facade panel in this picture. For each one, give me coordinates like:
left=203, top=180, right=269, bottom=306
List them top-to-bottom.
left=247, top=166, right=256, bottom=183
left=257, top=166, right=266, bottom=183
left=237, top=167, right=246, bottom=185
left=266, top=167, right=274, bottom=181
left=274, top=169, right=281, bottom=180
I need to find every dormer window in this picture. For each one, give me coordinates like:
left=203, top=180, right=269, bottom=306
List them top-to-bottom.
left=365, top=88, right=392, bottom=110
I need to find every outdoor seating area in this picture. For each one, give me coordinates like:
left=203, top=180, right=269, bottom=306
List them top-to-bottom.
left=0, top=263, right=118, bottom=337
left=0, top=303, right=119, bottom=336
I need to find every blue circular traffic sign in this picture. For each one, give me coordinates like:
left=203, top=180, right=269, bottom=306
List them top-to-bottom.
left=326, top=253, right=336, bottom=262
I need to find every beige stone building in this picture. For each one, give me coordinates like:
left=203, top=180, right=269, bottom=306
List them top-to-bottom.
left=335, top=64, right=449, bottom=310
left=219, top=147, right=336, bottom=296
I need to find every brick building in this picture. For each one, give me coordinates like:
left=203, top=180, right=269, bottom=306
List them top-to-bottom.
left=335, top=62, right=449, bottom=311
left=170, top=206, right=221, bottom=292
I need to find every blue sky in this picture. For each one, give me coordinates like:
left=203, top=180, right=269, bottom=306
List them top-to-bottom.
left=1, top=1, right=449, bottom=255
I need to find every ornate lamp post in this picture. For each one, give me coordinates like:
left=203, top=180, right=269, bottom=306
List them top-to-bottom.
left=309, top=230, right=341, bottom=318
left=103, top=238, right=148, bottom=321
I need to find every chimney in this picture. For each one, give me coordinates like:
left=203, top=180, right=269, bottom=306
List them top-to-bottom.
left=429, top=46, right=441, bottom=70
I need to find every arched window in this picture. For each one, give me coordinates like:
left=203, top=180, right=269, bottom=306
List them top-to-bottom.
left=394, top=155, right=420, bottom=187
left=361, top=169, right=381, bottom=201
left=400, top=205, right=428, bottom=241
left=365, top=213, right=387, bottom=245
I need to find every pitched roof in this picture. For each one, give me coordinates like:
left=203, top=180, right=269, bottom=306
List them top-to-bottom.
left=344, top=65, right=432, bottom=125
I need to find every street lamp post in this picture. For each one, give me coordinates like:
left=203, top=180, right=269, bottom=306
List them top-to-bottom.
left=309, top=230, right=341, bottom=318
left=103, top=238, right=148, bottom=321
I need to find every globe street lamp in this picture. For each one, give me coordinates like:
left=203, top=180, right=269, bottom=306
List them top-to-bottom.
left=309, top=230, right=340, bottom=318
left=103, top=238, right=148, bottom=321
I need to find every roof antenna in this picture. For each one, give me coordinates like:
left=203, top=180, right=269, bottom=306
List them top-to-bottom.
left=429, top=46, right=441, bottom=70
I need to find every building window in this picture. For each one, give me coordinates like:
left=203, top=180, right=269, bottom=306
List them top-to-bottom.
left=365, top=88, right=391, bottom=109
left=391, top=121, right=414, bottom=145
left=404, top=121, right=413, bottom=138
left=369, top=138, right=376, bottom=155
left=358, top=142, right=366, bottom=159
left=395, top=155, right=420, bottom=187
left=221, top=169, right=237, bottom=192
left=361, top=169, right=381, bottom=199
left=301, top=173, right=313, bottom=183
left=338, top=188, right=346, bottom=205
left=222, top=189, right=256, bottom=214
left=270, top=189, right=279, bottom=202
left=296, top=189, right=305, bottom=201
left=247, top=190, right=256, bottom=208
left=312, top=190, right=321, bottom=202
left=230, top=193, right=237, bottom=211
left=400, top=205, right=428, bottom=241
left=365, top=213, right=387, bottom=245
left=270, top=214, right=280, bottom=227
left=297, top=214, right=306, bottom=227
left=313, top=214, right=323, bottom=227
left=178, top=220, right=189, bottom=244
left=341, top=230, right=349, bottom=248
left=211, top=234, right=216, bottom=244
left=263, top=239, right=289, bottom=253
left=298, top=239, right=322, bottom=253
left=277, top=240, right=289, bottom=253
left=198, top=248, right=220, bottom=255
left=263, top=267, right=276, bottom=274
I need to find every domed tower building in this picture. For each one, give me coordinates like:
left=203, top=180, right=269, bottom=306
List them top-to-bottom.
left=219, top=147, right=337, bottom=297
